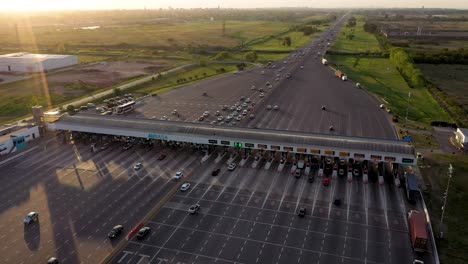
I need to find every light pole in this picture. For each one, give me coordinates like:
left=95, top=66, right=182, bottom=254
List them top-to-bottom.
left=405, top=91, right=411, bottom=125
left=439, top=163, right=454, bottom=239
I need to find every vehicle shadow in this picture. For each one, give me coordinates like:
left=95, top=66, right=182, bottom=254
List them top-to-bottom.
left=24, top=221, right=41, bottom=251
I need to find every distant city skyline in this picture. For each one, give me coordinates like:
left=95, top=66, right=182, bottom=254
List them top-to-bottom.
left=2, top=0, right=467, bottom=11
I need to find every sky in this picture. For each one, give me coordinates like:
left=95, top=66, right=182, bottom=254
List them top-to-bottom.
left=1, top=0, right=467, bottom=11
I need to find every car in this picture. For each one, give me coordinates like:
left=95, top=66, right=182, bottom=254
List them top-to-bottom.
left=300, top=66, right=304, bottom=69
left=260, top=71, right=265, bottom=75
left=276, top=74, right=281, bottom=77
left=286, top=74, right=291, bottom=78
left=275, top=78, right=280, bottom=82
left=265, top=82, right=270, bottom=87
left=355, top=83, right=361, bottom=88
left=251, top=85, right=256, bottom=90
left=259, top=93, right=264, bottom=98
left=240, top=96, right=245, bottom=101
left=246, top=98, right=251, bottom=103
left=242, top=103, right=248, bottom=107
left=222, top=105, right=228, bottom=110
left=266, top=105, right=272, bottom=110
left=273, top=105, right=279, bottom=110
left=230, top=106, right=236, bottom=111
left=236, top=106, right=242, bottom=111
left=172, top=109, right=178, bottom=115
left=242, top=110, right=248, bottom=116
left=215, top=111, right=221, bottom=116
left=202, top=112, right=209, bottom=117
left=250, top=114, right=255, bottom=119
left=160, top=116, right=168, bottom=121
left=198, top=116, right=205, bottom=121
left=235, top=116, right=242, bottom=121
left=217, top=117, right=223, bottom=121
left=211, top=120, right=217, bottom=125
left=329, top=126, right=334, bottom=131
left=133, top=163, right=143, bottom=170
left=228, top=163, right=236, bottom=171
left=212, top=168, right=221, bottom=176
left=338, top=168, right=345, bottom=176
left=294, top=169, right=301, bottom=178
left=174, top=171, right=183, bottom=180
left=308, top=175, right=315, bottom=183
left=323, top=177, right=330, bottom=186
left=180, top=183, right=191, bottom=191
left=334, top=198, right=341, bottom=206
left=189, top=204, right=200, bottom=214
left=298, top=207, right=306, bottom=217
left=24, top=212, right=39, bottom=224
left=108, top=225, right=124, bottom=239
left=136, top=227, right=151, bottom=240
left=47, top=257, right=59, bottom=264
left=413, top=260, right=424, bottom=264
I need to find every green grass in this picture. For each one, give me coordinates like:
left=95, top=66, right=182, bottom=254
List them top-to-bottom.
left=330, top=20, right=381, bottom=54
left=249, top=27, right=325, bottom=52
left=326, top=55, right=452, bottom=125
left=127, top=63, right=238, bottom=96
left=419, top=154, right=468, bottom=264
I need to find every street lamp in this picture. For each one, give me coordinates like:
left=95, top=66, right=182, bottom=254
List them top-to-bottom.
left=439, top=164, right=454, bottom=239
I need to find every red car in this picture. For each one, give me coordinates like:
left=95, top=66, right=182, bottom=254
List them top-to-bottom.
left=158, top=154, right=167, bottom=160
left=323, top=177, right=330, bottom=186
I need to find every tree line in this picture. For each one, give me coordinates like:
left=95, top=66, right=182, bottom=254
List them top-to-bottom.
left=389, top=47, right=425, bottom=88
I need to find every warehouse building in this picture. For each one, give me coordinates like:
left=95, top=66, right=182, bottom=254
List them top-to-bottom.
left=0, top=52, right=78, bottom=73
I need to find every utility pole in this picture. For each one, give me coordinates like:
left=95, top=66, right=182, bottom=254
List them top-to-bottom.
left=405, top=91, right=411, bottom=125
left=439, top=164, right=454, bottom=239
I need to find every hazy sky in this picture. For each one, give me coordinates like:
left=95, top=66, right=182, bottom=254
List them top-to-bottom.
left=2, top=0, right=467, bottom=11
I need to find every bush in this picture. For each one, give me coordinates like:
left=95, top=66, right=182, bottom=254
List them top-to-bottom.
left=213, top=51, right=232, bottom=61
left=244, top=51, right=258, bottom=62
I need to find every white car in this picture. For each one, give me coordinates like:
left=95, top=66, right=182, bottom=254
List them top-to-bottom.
left=300, top=66, right=304, bottom=69
left=260, top=71, right=265, bottom=75
left=251, top=85, right=256, bottom=90
left=259, top=93, right=264, bottom=98
left=246, top=98, right=251, bottom=103
left=266, top=105, right=272, bottom=110
left=273, top=105, right=279, bottom=110
left=172, top=109, right=178, bottom=115
left=242, top=110, right=248, bottom=115
left=215, top=111, right=221, bottom=116
left=249, top=114, right=255, bottom=119
left=160, top=116, right=168, bottom=121
left=236, top=116, right=242, bottom=121
left=133, top=163, right=143, bottom=170
left=228, top=163, right=237, bottom=171
left=174, top=171, right=184, bottom=180
left=180, top=183, right=191, bottom=191
left=188, top=204, right=200, bottom=214
left=24, top=212, right=39, bottom=224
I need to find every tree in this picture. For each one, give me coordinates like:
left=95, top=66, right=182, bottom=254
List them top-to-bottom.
left=346, top=16, right=357, bottom=28
left=363, top=22, right=378, bottom=34
left=282, top=36, right=292, bottom=47
left=214, top=51, right=232, bottom=61
left=244, top=51, right=258, bottom=62
left=236, top=63, right=246, bottom=71
left=113, top=88, right=122, bottom=97
left=66, top=105, right=75, bottom=113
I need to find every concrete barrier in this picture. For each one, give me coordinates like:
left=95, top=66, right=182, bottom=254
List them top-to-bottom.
left=215, top=152, right=226, bottom=164
left=201, top=153, right=211, bottom=163
left=226, top=154, right=237, bottom=165
left=239, top=156, right=249, bottom=167
left=251, top=160, right=260, bottom=169
left=264, top=161, right=271, bottom=170
left=277, top=163, right=284, bottom=172
left=290, top=165, right=297, bottom=173
left=318, top=168, right=323, bottom=177
left=332, top=170, right=337, bottom=179
left=347, top=171, right=352, bottom=182
left=363, top=174, right=368, bottom=183
left=378, top=175, right=384, bottom=185
left=394, top=177, right=400, bottom=187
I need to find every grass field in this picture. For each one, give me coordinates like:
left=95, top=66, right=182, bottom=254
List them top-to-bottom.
left=329, top=20, right=381, bottom=53
left=327, top=56, right=452, bottom=125
left=129, top=63, right=238, bottom=95
left=419, top=154, right=468, bottom=264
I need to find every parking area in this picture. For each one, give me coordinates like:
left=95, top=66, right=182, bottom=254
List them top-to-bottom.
left=0, top=136, right=206, bottom=264
left=113, top=154, right=428, bottom=264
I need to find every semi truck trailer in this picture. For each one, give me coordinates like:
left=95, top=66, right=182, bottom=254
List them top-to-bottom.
left=335, top=70, right=348, bottom=81
left=408, top=210, right=428, bottom=253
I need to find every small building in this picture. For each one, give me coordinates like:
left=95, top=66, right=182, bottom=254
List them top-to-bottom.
left=0, top=52, right=78, bottom=73
left=0, top=125, right=39, bottom=156
left=454, top=128, right=468, bottom=155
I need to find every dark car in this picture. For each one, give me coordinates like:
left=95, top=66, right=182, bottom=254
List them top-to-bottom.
left=122, top=144, right=133, bottom=150
left=158, top=154, right=167, bottom=160
left=212, top=168, right=220, bottom=176
left=308, top=175, right=315, bottom=183
left=334, top=198, right=342, bottom=206
left=189, top=204, right=200, bottom=214
left=298, top=207, right=306, bottom=217
left=108, top=225, right=124, bottom=239
left=136, top=227, right=151, bottom=240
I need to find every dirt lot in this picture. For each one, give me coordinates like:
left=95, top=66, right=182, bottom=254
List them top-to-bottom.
left=0, top=60, right=168, bottom=124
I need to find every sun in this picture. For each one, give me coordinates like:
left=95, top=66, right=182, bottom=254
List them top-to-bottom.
left=2, top=0, right=97, bottom=11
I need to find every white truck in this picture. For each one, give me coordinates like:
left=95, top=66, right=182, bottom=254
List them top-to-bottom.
left=322, top=58, right=328, bottom=65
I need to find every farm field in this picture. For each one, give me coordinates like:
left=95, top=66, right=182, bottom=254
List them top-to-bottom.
left=329, top=19, right=381, bottom=53
left=327, top=55, right=452, bottom=125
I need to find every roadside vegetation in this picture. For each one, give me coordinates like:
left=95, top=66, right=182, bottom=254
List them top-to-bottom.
left=326, top=16, right=451, bottom=128
left=419, top=154, right=468, bottom=264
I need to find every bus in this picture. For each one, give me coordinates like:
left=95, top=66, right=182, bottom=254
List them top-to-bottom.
left=114, top=101, right=135, bottom=114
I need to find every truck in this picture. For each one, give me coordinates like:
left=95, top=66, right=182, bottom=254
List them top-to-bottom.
left=321, top=58, right=328, bottom=65
left=335, top=70, right=347, bottom=81
left=297, top=160, right=305, bottom=170
left=405, top=173, right=419, bottom=203
left=408, top=210, right=428, bottom=253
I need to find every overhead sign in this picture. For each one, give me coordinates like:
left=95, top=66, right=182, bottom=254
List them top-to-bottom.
left=234, top=142, right=243, bottom=148
left=297, top=148, right=307, bottom=153
left=310, top=149, right=320, bottom=154
left=324, top=150, right=335, bottom=156
left=339, top=152, right=350, bottom=157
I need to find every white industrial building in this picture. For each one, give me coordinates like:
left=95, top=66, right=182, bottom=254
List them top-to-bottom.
left=0, top=52, right=78, bottom=73
left=0, top=125, right=39, bottom=156
left=454, top=128, right=468, bottom=155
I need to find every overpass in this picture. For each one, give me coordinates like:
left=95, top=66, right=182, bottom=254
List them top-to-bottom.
left=46, top=114, right=416, bottom=165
